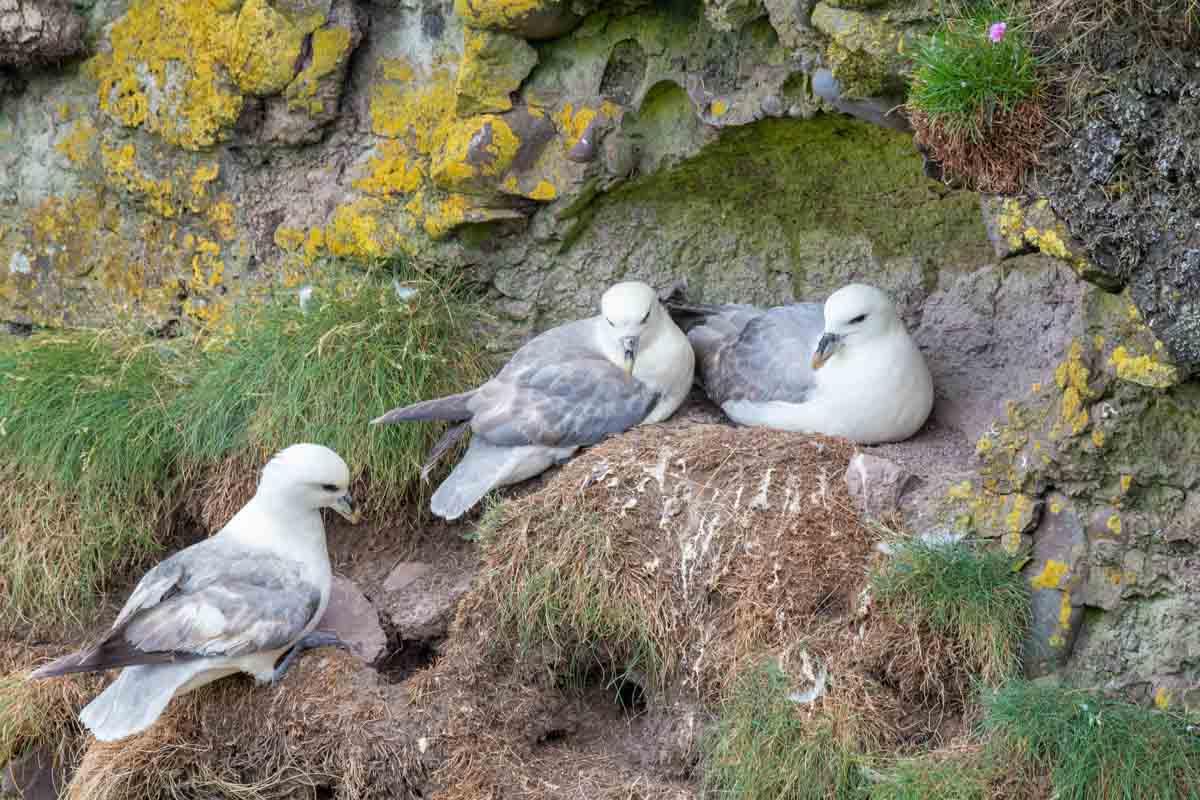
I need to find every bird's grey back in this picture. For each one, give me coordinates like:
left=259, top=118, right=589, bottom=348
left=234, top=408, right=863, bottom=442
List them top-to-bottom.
left=690, top=302, right=825, bottom=405
left=467, top=317, right=659, bottom=448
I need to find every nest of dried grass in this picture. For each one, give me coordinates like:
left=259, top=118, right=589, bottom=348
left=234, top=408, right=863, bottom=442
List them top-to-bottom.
left=908, top=99, right=1048, bottom=195
left=64, top=650, right=423, bottom=800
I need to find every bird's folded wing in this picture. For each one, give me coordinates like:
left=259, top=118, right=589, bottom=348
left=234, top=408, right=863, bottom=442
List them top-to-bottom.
left=703, top=304, right=825, bottom=406
left=470, top=353, right=659, bottom=448
left=118, top=547, right=321, bottom=657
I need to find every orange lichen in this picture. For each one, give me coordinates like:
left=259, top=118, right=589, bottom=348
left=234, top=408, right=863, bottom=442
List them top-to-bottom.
left=285, top=25, right=353, bottom=115
left=354, top=140, right=425, bottom=197
left=1031, top=559, right=1068, bottom=590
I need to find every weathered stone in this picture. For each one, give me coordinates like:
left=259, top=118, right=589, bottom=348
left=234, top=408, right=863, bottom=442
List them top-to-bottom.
left=0, top=0, right=85, bottom=68
left=453, top=0, right=587, bottom=39
left=810, top=3, right=906, bottom=99
left=455, top=29, right=537, bottom=117
left=844, top=452, right=913, bottom=519
left=1022, top=493, right=1088, bottom=678
left=383, top=561, right=433, bottom=592
left=383, top=562, right=475, bottom=641
left=315, top=575, right=387, bottom=663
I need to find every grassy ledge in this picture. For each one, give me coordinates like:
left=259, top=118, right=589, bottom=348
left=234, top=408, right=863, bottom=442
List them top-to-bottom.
left=905, top=0, right=1045, bottom=192
left=0, top=267, right=489, bottom=633
left=870, top=537, right=1029, bottom=685
left=703, top=661, right=865, bottom=800
left=983, top=680, right=1200, bottom=800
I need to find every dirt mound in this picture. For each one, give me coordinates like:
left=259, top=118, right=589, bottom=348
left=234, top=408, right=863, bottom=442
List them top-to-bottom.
left=414, top=423, right=975, bottom=797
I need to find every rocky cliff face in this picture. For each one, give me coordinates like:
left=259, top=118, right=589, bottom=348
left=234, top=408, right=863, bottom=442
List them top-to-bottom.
left=2, top=0, right=1200, bottom=710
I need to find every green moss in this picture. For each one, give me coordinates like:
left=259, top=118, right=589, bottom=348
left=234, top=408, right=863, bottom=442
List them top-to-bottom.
left=597, top=114, right=989, bottom=298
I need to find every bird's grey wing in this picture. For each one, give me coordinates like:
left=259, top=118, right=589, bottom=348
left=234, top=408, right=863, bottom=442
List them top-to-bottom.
left=702, top=303, right=825, bottom=405
left=468, top=325, right=659, bottom=448
left=33, top=546, right=320, bottom=677
left=121, top=551, right=321, bottom=658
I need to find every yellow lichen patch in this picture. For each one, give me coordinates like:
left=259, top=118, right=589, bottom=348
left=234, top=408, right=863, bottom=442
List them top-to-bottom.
left=89, top=0, right=324, bottom=150
left=228, top=0, right=322, bottom=96
left=453, top=0, right=547, bottom=31
left=285, top=25, right=353, bottom=115
left=454, top=29, right=536, bottom=117
left=382, top=57, right=415, bottom=81
left=369, top=66, right=457, bottom=145
left=711, top=99, right=728, bottom=117
left=557, top=102, right=598, bottom=150
left=432, top=115, right=521, bottom=190
left=55, top=119, right=98, bottom=165
left=354, top=140, right=425, bottom=197
left=100, top=142, right=178, bottom=219
left=528, top=179, right=557, bottom=201
left=422, top=193, right=471, bottom=239
left=323, top=199, right=402, bottom=259
left=206, top=200, right=237, bottom=241
left=1052, top=340, right=1093, bottom=438
left=1108, top=344, right=1180, bottom=389
left=1091, top=429, right=1105, bottom=448
left=975, top=434, right=994, bottom=455
left=1120, top=474, right=1133, bottom=493
left=1050, top=500, right=1063, bottom=514
left=1106, top=514, right=1122, bottom=535
left=1030, top=559, right=1069, bottom=590
left=1058, top=590, right=1073, bottom=628
left=1155, top=687, right=1171, bottom=710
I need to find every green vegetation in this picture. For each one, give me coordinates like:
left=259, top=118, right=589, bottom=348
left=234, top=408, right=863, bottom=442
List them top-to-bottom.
left=908, top=1, right=1040, bottom=137
left=0, top=267, right=488, bottom=631
left=478, top=506, right=666, bottom=691
left=870, top=539, right=1029, bottom=684
left=702, top=661, right=864, bottom=800
left=983, top=681, right=1200, bottom=800
left=864, top=753, right=992, bottom=800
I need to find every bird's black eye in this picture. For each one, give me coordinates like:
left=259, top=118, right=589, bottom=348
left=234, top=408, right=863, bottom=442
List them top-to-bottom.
left=641, top=309, right=651, bottom=324
left=848, top=314, right=867, bottom=325
left=607, top=317, right=615, bottom=327
left=321, top=483, right=339, bottom=492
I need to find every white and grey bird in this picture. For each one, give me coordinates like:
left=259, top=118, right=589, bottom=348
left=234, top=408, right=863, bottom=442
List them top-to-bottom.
left=371, top=280, right=695, bottom=520
left=674, top=283, right=933, bottom=444
left=29, top=443, right=360, bottom=742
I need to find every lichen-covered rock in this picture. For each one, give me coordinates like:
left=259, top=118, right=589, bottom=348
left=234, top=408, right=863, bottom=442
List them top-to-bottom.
left=0, top=0, right=85, bottom=68
left=454, top=0, right=589, bottom=39
left=810, top=2, right=911, bottom=99
left=454, top=29, right=537, bottom=116
left=1041, top=46, right=1200, bottom=377
left=1023, top=493, right=1089, bottom=677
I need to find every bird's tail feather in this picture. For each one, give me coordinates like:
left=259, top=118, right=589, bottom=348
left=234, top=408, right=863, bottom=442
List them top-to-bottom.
left=371, top=390, right=476, bottom=426
left=430, top=438, right=553, bottom=520
left=78, top=663, right=197, bottom=742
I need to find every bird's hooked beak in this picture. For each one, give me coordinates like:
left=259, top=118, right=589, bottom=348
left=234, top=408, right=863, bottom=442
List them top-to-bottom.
left=811, top=332, right=842, bottom=371
left=620, top=335, right=639, bottom=374
left=332, top=493, right=361, bottom=524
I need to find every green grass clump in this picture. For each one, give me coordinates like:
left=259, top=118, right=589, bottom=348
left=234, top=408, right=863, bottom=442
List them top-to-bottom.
left=908, top=1, right=1040, bottom=136
left=0, top=268, right=488, bottom=631
left=168, top=277, right=489, bottom=513
left=0, top=333, right=182, bottom=627
left=476, top=505, right=667, bottom=693
left=870, top=539, right=1028, bottom=684
left=702, top=661, right=864, bottom=800
left=982, top=681, right=1200, bottom=800
left=864, top=753, right=992, bottom=800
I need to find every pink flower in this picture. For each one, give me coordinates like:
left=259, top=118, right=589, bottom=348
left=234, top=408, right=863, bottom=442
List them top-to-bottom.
left=988, top=21, right=1007, bottom=43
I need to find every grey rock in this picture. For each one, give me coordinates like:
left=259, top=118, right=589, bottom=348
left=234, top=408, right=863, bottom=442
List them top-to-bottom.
left=0, top=0, right=85, bottom=68
left=844, top=452, right=913, bottom=519
left=1022, top=493, right=1088, bottom=678
left=383, top=562, right=475, bottom=641
left=315, top=575, right=387, bottom=663
left=1, top=745, right=60, bottom=800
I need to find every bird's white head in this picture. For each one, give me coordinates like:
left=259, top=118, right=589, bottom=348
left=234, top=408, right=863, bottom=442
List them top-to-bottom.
left=599, top=280, right=663, bottom=374
left=811, top=283, right=903, bottom=371
left=257, top=443, right=360, bottom=524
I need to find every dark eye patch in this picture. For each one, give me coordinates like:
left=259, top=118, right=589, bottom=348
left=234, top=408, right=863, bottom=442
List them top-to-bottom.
left=640, top=309, right=651, bottom=324
left=848, top=314, right=867, bottom=325
left=607, top=317, right=615, bottom=327
left=321, top=483, right=339, bottom=492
